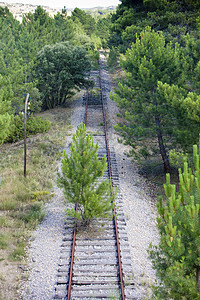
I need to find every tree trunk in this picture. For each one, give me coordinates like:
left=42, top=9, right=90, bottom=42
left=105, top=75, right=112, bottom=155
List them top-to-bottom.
left=155, top=116, right=171, bottom=173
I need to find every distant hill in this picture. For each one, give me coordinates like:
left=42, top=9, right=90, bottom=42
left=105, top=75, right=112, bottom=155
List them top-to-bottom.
left=0, top=2, right=116, bottom=22
left=0, top=2, right=62, bottom=21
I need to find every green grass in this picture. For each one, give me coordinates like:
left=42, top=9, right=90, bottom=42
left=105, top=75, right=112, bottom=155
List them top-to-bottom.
left=0, top=234, right=9, bottom=249
left=9, top=242, right=26, bottom=261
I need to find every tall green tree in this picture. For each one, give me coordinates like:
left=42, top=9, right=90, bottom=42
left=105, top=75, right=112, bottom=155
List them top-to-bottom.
left=71, top=8, right=96, bottom=36
left=112, top=27, right=200, bottom=172
left=35, top=42, right=92, bottom=109
left=57, top=123, right=114, bottom=224
left=149, top=139, right=200, bottom=299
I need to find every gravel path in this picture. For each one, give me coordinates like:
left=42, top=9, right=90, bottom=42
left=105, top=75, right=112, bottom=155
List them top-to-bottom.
left=101, top=53, right=159, bottom=298
left=19, top=56, right=159, bottom=299
left=19, top=98, right=85, bottom=300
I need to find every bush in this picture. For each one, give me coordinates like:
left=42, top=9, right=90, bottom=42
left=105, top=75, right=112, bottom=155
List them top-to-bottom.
left=35, top=42, right=92, bottom=109
left=5, top=113, right=51, bottom=143
left=20, top=201, right=45, bottom=225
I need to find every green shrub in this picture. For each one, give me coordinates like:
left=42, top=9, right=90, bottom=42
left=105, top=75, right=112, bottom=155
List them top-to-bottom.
left=89, top=49, right=100, bottom=69
left=5, top=113, right=51, bottom=143
left=149, top=139, right=200, bottom=299
left=169, top=149, right=189, bottom=169
left=20, top=202, right=45, bottom=226
left=9, top=242, right=26, bottom=261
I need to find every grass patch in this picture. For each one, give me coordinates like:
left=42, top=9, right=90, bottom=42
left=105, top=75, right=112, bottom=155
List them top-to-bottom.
left=16, top=202, right=46, bottom=228
left=0, top=216, right=7, bottom=226
left=0, top=234, right=9, bottom=249
left=9, top=241, right=26, bottom=261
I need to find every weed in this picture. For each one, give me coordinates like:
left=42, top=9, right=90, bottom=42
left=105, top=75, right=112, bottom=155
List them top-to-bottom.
left=31, top=190, right=49, bottom=201
left=0, top=200, right=18, bottom=211
left=17, top=202, right=46, bottom=228
left=0, top=216, right=7, bottom=226
left=0, top=234, right=9, bottom=249
left=9, top=242, right=26, bottom=261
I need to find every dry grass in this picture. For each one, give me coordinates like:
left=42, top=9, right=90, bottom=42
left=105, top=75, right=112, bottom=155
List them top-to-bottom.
left=0, top=106, right=73, bottom=299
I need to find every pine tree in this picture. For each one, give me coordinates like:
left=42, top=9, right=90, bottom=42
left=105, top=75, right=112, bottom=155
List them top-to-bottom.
left=112, top=27, right=200, bottom=173
left=57, top=123, right=114, bottom=224
left=149, top=137, right=200, bottom=299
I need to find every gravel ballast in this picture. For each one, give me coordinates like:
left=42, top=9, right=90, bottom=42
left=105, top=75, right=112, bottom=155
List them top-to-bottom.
left=19, top=56, right=159, bottom=299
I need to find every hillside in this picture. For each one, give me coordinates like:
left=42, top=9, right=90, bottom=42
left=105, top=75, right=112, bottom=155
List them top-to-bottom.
left=0, top=2, right=116, bottom=21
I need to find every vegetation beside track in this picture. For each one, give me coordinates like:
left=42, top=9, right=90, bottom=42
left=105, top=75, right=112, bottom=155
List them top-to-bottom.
left=0, top=105, right=73, bottom=299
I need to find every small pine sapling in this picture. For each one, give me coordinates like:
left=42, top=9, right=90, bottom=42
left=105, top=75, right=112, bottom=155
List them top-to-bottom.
left=57, top=123, right=115, bottom=225
left=149, top=137, right=200, bottom=299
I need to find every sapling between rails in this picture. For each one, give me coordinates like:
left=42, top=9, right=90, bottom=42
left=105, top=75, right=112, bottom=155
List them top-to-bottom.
left=57, top=123, right=116, bottom=225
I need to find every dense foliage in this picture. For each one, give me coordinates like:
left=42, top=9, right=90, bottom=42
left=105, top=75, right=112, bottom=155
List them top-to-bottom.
left=105, top=0, right=200, bottom=297
left=106, top=0, right=200, bottom=172
left=0, top=5, right=103, bottom=143
left=111, top=28, right=200, bottom=172
left=35, top=42, right=91, bottom=109
left=5, top=114, right=51, bottom=143
left=57, top=123, right=114, bottom=224
left=149, top=140, right=200, bottom=299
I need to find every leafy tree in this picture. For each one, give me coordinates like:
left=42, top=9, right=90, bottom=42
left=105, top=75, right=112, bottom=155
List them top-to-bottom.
left=120, top=0, right=143, bottom=8
left=145, top=0, right=200, bottom=10
left=112, top=27, right=187, bottom=172
left=35, top=42, right=92, bottom=109
left=57, top=123, right=114, bottom=224
left=149, top=139, right=200, bottom=299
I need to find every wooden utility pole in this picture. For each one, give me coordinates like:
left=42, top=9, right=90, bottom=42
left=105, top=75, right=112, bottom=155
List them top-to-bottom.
left=24, top=93, right=30, bottom=178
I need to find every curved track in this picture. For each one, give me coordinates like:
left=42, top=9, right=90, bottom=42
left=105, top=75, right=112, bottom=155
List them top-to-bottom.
left=54, top=55, right=136, bottom=299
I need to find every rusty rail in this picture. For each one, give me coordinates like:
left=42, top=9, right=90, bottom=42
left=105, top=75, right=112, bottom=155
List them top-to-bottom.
left=99, top=67, right=125, bottom=300
left=67, top=68, right=125, bottom=299
left=67, top=203, right=78, bottom=300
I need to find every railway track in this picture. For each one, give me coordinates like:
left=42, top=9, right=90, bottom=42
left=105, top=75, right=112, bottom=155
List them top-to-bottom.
left=54, top=54, right=136, bottom=299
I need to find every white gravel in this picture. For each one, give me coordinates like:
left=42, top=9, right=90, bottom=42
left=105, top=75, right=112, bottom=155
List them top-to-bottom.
left=101, top=53, right=159, bottom=298
left=19, top=56, right=159, bottom=300
left=19, top=98, right=85, bottom=300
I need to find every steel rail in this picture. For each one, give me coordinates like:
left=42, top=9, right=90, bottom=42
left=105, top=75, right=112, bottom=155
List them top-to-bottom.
left=99, top=66, right=126, bottom=300
left=67, top=67, right=125, bottom=299
left=67, top=203, right=78, bottom=300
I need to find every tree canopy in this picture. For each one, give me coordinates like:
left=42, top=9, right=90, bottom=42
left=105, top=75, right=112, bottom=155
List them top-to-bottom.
left=0, top=5, right=101, bottom=143
left=112, top=28, right=200, bottom=172
left=35, top=42, right=92, bottom=109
